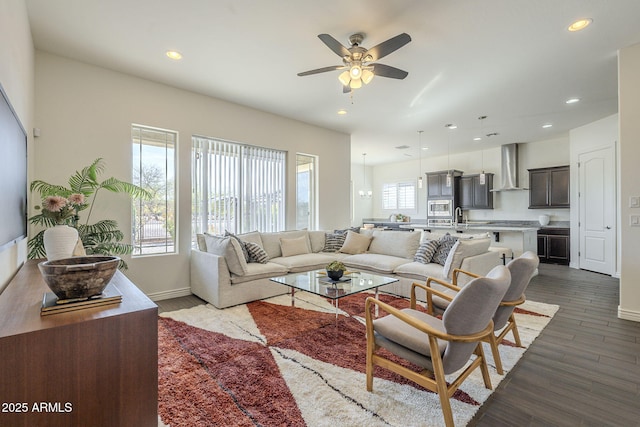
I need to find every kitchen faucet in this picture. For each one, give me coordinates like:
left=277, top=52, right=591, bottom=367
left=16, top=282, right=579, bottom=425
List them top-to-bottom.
left=454, top=207, right=463, bottom=226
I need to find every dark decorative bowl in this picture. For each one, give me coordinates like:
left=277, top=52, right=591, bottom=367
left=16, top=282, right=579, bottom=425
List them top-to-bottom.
left=38, top=256, right=120, bottom=300
left=327, top=270, right=344, bottom=281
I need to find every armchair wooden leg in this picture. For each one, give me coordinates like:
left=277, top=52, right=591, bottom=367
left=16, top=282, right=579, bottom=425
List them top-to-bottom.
left=509, top=314, right=522, bottom=347
left=487, top=333, right=504, bottom=375
left=430, top=337, right=455, bottom=427
left=475, top=343, right=493, bottom=389
left=366, top=350, right=374, bottom=392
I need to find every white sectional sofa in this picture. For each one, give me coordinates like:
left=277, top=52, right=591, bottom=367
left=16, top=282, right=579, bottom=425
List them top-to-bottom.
left=191, top=228, right=500, bottom=308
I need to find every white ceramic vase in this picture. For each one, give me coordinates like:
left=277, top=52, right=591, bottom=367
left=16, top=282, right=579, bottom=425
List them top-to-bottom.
left=538, top=214, right=550, bottom=226
left=43, top=225, right=79, bottom=261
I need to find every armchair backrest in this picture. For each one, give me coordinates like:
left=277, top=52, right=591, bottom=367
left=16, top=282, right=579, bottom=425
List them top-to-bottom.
left=493, top=251, right=539, bottom=329
left=441, top=265, right=511, bottom=373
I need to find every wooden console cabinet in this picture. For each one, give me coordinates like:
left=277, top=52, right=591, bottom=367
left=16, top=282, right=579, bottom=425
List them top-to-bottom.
left=537, top=227, right=570, bottom=265
left=0, top=260, right=158, bottom=427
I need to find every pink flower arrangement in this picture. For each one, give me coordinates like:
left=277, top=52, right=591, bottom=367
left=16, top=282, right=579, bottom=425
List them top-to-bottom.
left=37, top=193, right=86, bottom=225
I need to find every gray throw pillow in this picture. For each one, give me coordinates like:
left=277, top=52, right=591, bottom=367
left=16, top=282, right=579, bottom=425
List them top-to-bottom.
left=225, top=230, right=250, bottom=262
left=324, top=232, right=346, bottom=252
left=432, top=234, right=459, bottom=266
left=414, top=239, right=439, bottom=264
left=245, top=241, right=269, bottom=263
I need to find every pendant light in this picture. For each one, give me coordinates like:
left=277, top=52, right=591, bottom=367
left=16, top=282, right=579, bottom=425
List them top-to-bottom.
left=478, top=115, right=487, bottom=185
left=445, top=124, right=454, bottom=187
left=417, top=131, right=424, bottom=189
left=359, top=153, right=372, bottom=198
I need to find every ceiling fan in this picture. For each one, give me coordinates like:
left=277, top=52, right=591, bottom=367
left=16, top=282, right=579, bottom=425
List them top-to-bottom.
left=297, top=32, right=411, bottom=92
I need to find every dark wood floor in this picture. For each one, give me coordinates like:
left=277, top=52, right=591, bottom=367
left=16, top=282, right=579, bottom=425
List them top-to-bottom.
left=156, top=264, right=640, bottom=427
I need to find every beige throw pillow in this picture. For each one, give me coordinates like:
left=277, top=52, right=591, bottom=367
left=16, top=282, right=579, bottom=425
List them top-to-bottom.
left=339, top=230, right=373, bottom=255
left=203, top=234, right=248, bottom=276
left=280, top=235, right=311, bottom=257
left=443, top=237, right=492, bottom=278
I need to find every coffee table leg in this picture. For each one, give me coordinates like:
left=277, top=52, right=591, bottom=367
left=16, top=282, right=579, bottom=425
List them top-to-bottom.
left=290, top=287, right=295, bottom=307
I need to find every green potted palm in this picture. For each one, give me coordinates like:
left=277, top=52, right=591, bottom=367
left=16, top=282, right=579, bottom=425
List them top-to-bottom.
left=28, top=158, right=150, bottom=269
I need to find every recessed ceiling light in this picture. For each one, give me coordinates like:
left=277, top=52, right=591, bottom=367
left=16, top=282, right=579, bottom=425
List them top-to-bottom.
left=568, top=18, right=592, bottom=32
left=166, top=50, right=182, bottom=60
left=566, top=98, right=580, bottom=104
left=337, top=109, right=347, bottom=115
left=542, top=123, right=553, bottom=128
left=445, top=124, right=457, bottom=129
left=473, top=137, right=482, bottom=141
left=422, top=147, right=429, bottom=150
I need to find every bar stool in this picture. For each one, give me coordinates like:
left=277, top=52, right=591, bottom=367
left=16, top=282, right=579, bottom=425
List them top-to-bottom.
left=489, top=246, right=513, bottom=265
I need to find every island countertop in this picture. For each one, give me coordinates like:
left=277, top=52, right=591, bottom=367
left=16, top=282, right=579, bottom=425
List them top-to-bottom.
left=399, top=223, right=540, bottom=232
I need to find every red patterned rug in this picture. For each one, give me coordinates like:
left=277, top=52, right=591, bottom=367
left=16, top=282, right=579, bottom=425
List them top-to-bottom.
left=158, top=293, right=557, bottom=426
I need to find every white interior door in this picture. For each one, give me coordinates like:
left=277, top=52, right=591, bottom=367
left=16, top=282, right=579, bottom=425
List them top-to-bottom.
left=579, top=147, right=615, bottom=275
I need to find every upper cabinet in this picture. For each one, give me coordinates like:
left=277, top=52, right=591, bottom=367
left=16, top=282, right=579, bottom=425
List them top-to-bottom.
left=528, top=165, right=570, bottom=208
left=426, top=170, right=463, bottom=199
left=459, top=173, right=494, bottom=209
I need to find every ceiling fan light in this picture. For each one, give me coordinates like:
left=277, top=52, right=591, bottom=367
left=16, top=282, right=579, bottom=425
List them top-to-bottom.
left=349, top=65, right=362, bottom=79
left=361, top=69, right=374, bottom=84
left=338, top=71, right=351, bottom=86
left=350, top=78, right=362, bottom=89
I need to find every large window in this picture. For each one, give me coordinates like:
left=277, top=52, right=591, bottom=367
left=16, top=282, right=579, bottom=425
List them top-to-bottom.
left=131, top=124, right=177, bottom=256
left=192, top=136, right=286, bottom=239
left=296, top=154, right=317, bottom=230
left=382, top=181, right=416, bottom=210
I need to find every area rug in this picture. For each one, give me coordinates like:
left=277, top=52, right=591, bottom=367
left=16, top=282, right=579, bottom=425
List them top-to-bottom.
left=158, top=292, right=558, bottom=427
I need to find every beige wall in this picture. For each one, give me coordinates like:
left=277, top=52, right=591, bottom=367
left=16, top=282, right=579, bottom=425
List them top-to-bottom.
left=0, top=0, right=34, bottom=291
left=618, top=42, right=640, bottom=321
left=34, top=51, right=350, bottom=299
left=355, top=137, right=571, bottom=224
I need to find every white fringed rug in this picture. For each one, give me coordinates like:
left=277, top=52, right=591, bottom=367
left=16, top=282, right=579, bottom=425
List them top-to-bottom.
left=158, top=292, right=558, bottom=427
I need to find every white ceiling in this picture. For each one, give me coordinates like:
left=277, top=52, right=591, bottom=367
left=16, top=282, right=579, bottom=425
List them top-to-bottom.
left=25, top=0, right=640, bottom=165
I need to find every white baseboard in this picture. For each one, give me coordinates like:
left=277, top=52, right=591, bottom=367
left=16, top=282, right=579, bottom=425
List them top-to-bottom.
left=147, top=287, right=192, bottom=301
left=618, top=306, right=640, bottom=323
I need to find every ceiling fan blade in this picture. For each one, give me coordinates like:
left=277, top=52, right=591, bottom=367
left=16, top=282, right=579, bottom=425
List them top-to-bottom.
left=365, top=33, right=411, bottom=61
left=318, top=34, right=351, bottom=57
left=371, top=63, right=409, bottom=79
left=297, top=65, right=346, bottom=77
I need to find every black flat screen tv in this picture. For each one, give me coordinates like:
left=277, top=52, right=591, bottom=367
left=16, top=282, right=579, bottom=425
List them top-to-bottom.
left=0, top=83, right=28, bottom=251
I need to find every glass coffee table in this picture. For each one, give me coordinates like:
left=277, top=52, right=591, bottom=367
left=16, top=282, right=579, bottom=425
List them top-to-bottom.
left=270, top=270, right=398, bottom=318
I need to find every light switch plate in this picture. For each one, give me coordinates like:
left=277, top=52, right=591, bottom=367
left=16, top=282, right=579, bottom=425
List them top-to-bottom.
left=631, top=196, right=640, bottom=208
left=631, top=214, right=640, bottom=226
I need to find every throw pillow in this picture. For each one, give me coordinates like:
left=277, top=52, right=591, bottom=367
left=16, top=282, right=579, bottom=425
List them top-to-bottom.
left=334, top=226, right=360, bottom=235
left=225, top=230, right=250, bottom=262
left=339, top=230, right=373, bottom=255
left=323, top=232, right=346, bottom=252
left=196, top=233, right=207, bottom=251
left=203, top=234, right=248, bottom=276
left=432, top=234, right=459, bottom=266
left=280, top=235, right=311, bottom=257
left=443, top=237, right=492, bottom=278
left=414, top=239, right=439, bottom=264
left=245, top=241, right=269, bottom=263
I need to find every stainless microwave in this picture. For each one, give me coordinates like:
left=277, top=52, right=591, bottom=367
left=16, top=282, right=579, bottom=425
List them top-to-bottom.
left=427, top=199, right=453, bottom=217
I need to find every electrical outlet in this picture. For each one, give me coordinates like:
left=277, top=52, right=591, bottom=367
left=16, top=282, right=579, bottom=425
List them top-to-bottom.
left=631, top=196, right=640, bottom=208
left=631, top=214, right=640, bottom=226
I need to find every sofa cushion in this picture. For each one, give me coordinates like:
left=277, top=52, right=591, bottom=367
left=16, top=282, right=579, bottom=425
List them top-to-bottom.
left=260, top=230, right=308, bottom=259
left=308, top=230, right=326, bottom=253
left=339, top=230, right=372, bottom=254
left=368, top=230, right=421, bottom=259
left=238, top=231, right=264, bottom=247
left=323, top=232, right=346, bottom=252
left=196, top=233, right=207, bottom=251
left=203, top=234, right=248, bottom=276
left=432, top=234, right=458, bottom=266
left=280, top=235, right=311, bottom=257
left=443, top=237, right=492, bottom=278
left=414, top=239, right=439, bottom=264
left=245, top=241, right=269, bottom=264
left=270, top=253, right=337, bottom=273
left=343, top=253, right=410, bottom=274
left=393, top=261, right=446, bottom=281
left=230, top=262, right=289, bottom=285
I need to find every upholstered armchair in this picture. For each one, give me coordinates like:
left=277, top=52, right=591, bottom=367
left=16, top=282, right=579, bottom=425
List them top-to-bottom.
left=425, top=251, right=540, bottom=375
left=365, top=265, right=510, bottom=427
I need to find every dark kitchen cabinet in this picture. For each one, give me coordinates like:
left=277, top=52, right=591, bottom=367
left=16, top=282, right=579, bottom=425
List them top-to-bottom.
left=529, top=165, right=570, bottom=208
left=426, top=170, right=463, bottom=199
left=459, top=173, right=494, bottom=209
left=537, top=227, right=570, bottom=265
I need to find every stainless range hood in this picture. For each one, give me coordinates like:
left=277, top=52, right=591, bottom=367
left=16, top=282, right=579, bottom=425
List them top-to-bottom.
left=491, top=143, right=528, bottom=191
